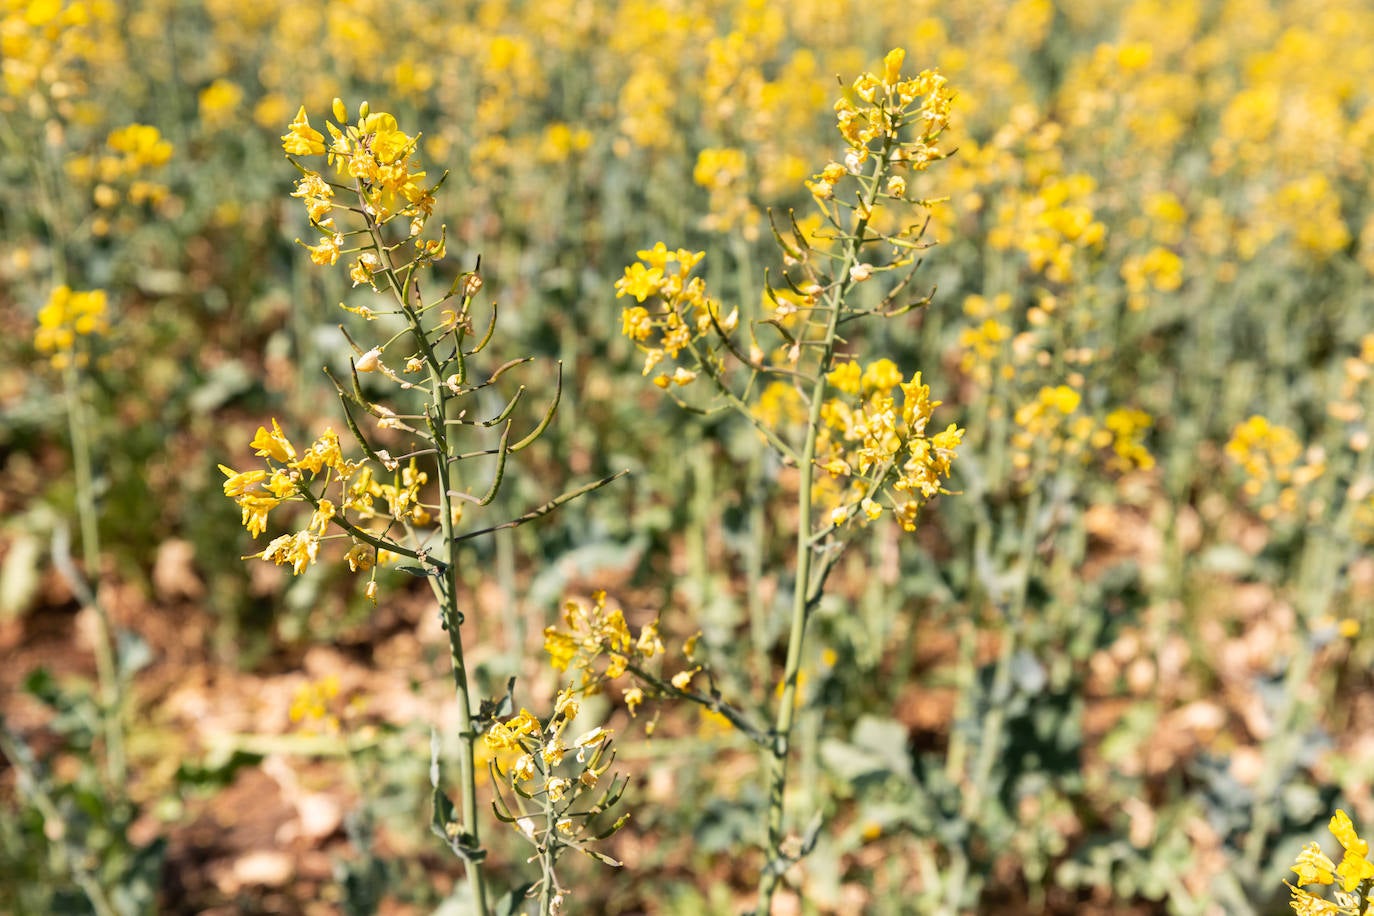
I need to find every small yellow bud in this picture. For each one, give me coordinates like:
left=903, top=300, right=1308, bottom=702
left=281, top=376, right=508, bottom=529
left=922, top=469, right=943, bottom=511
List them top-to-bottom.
left=332, top=98, right=346, bottom=122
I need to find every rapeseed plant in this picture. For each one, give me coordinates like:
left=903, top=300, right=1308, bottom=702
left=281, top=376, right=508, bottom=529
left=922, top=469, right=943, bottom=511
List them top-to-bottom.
left=617, top=48, right=964, bottom=912
left=222, top=99, right=624, bottom=914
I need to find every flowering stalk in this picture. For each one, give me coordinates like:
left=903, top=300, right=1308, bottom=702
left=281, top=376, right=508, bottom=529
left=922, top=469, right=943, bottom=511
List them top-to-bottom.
left=616, top=49, right=961, bottom=911
left=223, top=100, right=623, bottom=913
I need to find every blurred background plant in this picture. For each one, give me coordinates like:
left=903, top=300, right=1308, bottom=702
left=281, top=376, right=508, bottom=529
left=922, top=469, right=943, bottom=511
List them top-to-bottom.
left=3, top=0, right=1374, bottom=913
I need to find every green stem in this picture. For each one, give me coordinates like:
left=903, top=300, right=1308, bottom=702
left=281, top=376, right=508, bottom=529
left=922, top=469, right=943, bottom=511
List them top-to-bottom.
left=754, top=144, right=886, bottom=915
left=363, top=194, right=489, bottom=912
left=62, top=359, right=125, bottom=788
left=429, top=379, right=490, bottom=916
left=538, top=796, right=558, bottom=915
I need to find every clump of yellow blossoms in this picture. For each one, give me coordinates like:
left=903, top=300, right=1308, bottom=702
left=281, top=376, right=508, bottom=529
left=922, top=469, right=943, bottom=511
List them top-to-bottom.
left=617, top=48, right=964, bottom=537
left=831, top=48, right=952, bottom=172
left=283, top=99, right=437, bottom=268
left=64, top=124, right=176, bottom=221
left=988, top=173, right=1107, bottom=285
left=616, top=243, right=737, bottom=388
left=34, top=285, right=108, bottom=369
left=817, top=359, right=963, bottom=531
left=1010, top=386, right=1154, bottom=476
left=1226, top=415, right=1325, bottom=518
left=220, top=419, right=422, bottom=589
left=544, top=591, right=664, bottom=690
left=289, top=675, right=343, bottom=734
left=484, top=684, right=631, bottom=903
left=1288, top=810, right=1374, bottom=915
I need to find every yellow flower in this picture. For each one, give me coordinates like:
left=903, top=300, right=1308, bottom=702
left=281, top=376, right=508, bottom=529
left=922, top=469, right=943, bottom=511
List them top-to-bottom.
left=882, top=47, right=906, bottom=87
left=282, top=106, right=326, bottom=156
left=306, top=231, right=343, bottom=266
left=615, top=262, right=664, bottom=302
left=34, top=286, right=109, bottom=363
left=621, top=306, right=653, bottom=341
left=862, top=358, right=903, bottom=394
left=827, top=360, right=862, bottom=396
left=1042, top=385, right=1082, bottom=415
left=251, top=419, right=297, bottom=463
left=219, top=465, right=265, bottom=498
left=260, top=530, right=320, bottom=575
left=635, top=621, right=664, bottom=658
left=545, top=627, right=578, bottom=672
left=485, top=709, right=542, bottom=750
left=1330, top=810, right=1374, bottom=892
left=1292, top=842, right=1337, bottom=886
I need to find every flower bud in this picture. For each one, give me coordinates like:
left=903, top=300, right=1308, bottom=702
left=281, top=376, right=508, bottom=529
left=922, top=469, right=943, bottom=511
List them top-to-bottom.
left=355, top=347, right=382, bottom=372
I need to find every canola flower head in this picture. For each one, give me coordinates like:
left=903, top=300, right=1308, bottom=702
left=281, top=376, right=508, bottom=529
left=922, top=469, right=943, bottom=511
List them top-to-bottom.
left=283, top=100, right=435, bottom=237
left=616, top=246, right=725, bottom=384
left=34, top=285, right=108, bottom=366
left=813, top=364, right=963, bottom=533
left=221, top=420, right=404, bottom=574
left=544, top=591, right=663, bottom=694
left=1288, top=810, right=1374, bottom=914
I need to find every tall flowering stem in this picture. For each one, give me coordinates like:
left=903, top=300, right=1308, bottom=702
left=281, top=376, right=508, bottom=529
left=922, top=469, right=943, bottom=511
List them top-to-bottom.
left=616, top=49, right=961, bottom=911
left=223, top=100, right=622, bottom=914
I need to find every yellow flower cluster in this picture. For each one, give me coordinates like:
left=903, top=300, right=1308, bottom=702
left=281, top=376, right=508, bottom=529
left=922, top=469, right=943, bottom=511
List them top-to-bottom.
left=0, top=0, right=111, bottom=103
left=831, top=48, right=952, bottom=169
left=198, top=78, right=244, bottom=130
left=283, top=100, right=437, bottom=266
left=61, top=123, right=175, bottom=233
left=66, top=123, right=174, bottom=182
left=693, top=146, right=757, bottom=236
left=989, top=173, right=1106, bottom=285
left=615, top=244, right=738, bottom=388
left=1120, top=246, right=1184, bottom=311
left=34, top=285, right=107, bottom=369
left=957, top=313, right=1013, bottom=386
left=816, top=359, right=964, bottom=532
left=1011, top=385, right=1095, bottom=471
left=1009, top=386, right=1155, bottom=476
left=1100, top=408, right=1155, bottom=473
left=1225, top=415, right=1325, bottom=516
left=219, top=419, right=417, bottom=582
left=544, top=591, right=663, bottom=701
left=288, top=675, right=342, bottom=734
left=484, top=685, right=628, bottom=872
left=484, top=688, right=614, bottom=796
left=1287, top=810, right=1374, bottom=914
